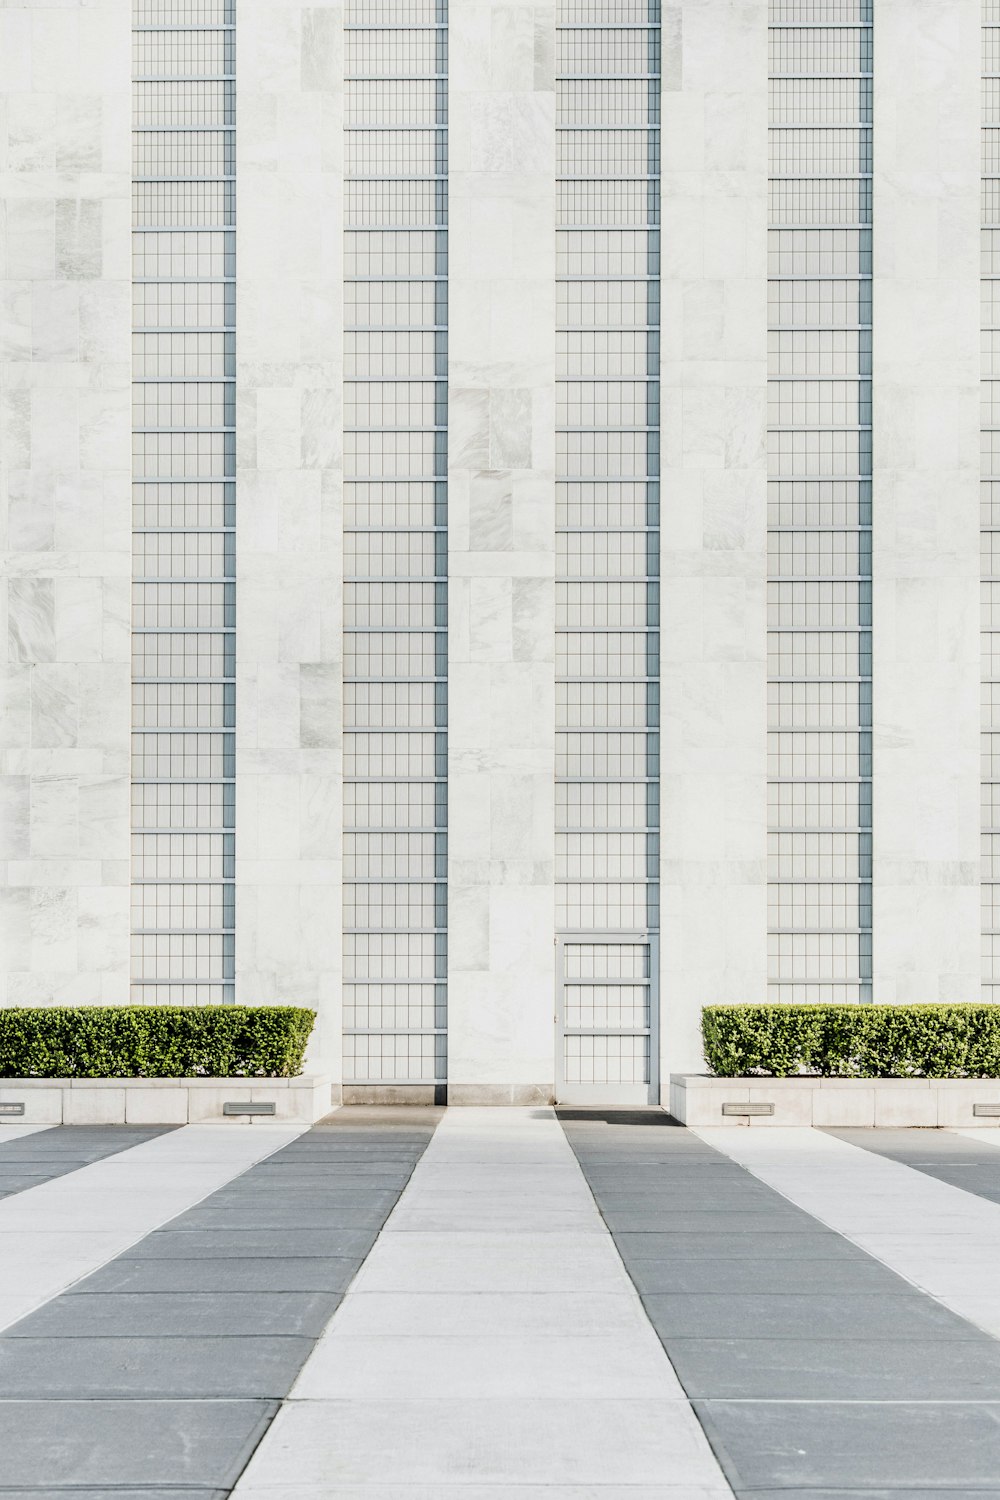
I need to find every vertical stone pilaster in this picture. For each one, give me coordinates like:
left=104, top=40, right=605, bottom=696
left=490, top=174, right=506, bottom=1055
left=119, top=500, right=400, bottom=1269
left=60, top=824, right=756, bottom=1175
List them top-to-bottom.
left=0, top=0, right=133, bottom=1004
left=447, top=0, right=558, bottom=1100
left=659, top=0, right=770, bottom=1076
left=872, top=0, right=981, bottom=1004
left=235, top=2, right=344, bottom=1073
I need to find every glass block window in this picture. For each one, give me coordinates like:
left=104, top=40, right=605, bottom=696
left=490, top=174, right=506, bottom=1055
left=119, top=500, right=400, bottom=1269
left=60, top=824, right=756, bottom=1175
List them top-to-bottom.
left=131, top=0, right=235, bottom=1004
left=555, top=0, right=659, bottom=1089
left=767, top=0, right=872, bottom=1005
left=342, top=1, right=448, bottom=1085
left=986, top=13, right=1000, bottom=999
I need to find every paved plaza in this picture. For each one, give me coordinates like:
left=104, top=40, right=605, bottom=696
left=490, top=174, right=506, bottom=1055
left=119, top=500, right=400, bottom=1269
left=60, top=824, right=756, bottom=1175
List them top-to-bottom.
left=0, top=1110, right=999, bottom=1495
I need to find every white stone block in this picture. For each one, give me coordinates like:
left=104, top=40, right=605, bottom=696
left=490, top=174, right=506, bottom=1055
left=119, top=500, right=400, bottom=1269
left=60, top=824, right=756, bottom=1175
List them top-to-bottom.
left=63, top=1087, right=126, bottom=1125
left=123, top=1088, right=189, bottom=1126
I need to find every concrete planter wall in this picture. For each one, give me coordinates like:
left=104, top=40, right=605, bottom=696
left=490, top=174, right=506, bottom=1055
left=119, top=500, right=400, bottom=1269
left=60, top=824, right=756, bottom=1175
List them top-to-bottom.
left=670, top=1074, right=1000, bottom=1128
left=0, top=1076, right=334, bottom=1126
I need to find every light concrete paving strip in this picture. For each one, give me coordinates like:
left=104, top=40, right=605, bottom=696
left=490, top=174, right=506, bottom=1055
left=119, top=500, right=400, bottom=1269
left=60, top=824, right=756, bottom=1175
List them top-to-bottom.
left=232, top=1107, right=735, bottom=1499
left=0, top=1110, right=439, bottom=1496
left=563, top=1114, right=1000, bottom=1499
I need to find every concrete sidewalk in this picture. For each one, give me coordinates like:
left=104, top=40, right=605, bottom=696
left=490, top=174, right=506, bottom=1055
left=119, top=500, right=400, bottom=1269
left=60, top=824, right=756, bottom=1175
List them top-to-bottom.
left=1, top=1109, right=1000, bottom=1496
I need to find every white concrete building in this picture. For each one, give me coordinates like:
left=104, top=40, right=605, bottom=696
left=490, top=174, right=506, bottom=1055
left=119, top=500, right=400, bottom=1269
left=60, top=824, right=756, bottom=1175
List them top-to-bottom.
left=0, top=0, right=990, bottom=1105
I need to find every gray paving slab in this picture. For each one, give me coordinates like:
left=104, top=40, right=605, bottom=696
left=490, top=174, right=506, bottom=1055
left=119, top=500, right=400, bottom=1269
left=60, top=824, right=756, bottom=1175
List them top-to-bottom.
left=590, top=1188, right=790, bottom=1211
left=167, top=1205, right=390, bottom=1230
left=596, top=1209, right=824, bottom=1233
left=125, top=1227, right=378, bottom=1260
left=612, top=1230, right=868, bottom=1260
left=627, top=1253, right=912, bottom=1294
left=81, top=1256, right=363, bottom=1294
left=11, top=1290, right=343, bottom=1338
left=641, top=1290, right=970, bottom=1340
left=0, top=1335, right=314, bottom=1398
left=667, top=1336, right=1000, bottom=1399
left=0, top=1399, right=277, bottom=1487
left=695, top=1400, right=1000, bottom=1490
left=0, top=1492, right=228, bottom=1500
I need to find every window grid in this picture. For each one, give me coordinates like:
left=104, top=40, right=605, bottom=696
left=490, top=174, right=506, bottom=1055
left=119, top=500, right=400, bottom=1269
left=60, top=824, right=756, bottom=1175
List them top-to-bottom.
left=130, top=0, right=235, bottom=1004
left=555, top=0, right=659, bottom=1087
left=342, top=3, right=447, bottom=1085
left=767, top=3, right=872, bottom=1002
left=986, top=15, right=1000, bottom=986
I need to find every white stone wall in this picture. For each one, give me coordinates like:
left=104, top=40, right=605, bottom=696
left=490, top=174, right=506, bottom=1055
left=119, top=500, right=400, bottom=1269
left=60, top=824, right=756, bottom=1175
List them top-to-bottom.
left=0, top=0, right=132, bottom=1004
left=446, top=0, right=558, bottom=1100
left=659, top=0, right=770, bottom=1076
left=872, top=0, right=982, bottom=1004
left=235, top=1, right=344, bottom=1073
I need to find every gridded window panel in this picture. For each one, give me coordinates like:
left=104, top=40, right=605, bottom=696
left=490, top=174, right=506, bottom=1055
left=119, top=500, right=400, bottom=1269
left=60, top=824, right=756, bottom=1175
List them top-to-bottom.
left=344, top=4, right=448, bottom=1086
left=768, top=15, right=872, bottom=1000
left=769, top=28, right=871, bottom=74
left=344, top=29, right=444, bottom=77
left=133, top=30, right=234, bottom=78
left=557, top=30, right=659, bottom=75
left=769, top=77, right=871, bottom=125
left=346, top=79, right=444, bottom=126
left=557, top=79, right=657, bottom=126
left=134, top=81, right=234, bottom=126
left=133, top=129, right=234, bottom=175
left=346, top=129, right=446, bottom=175
left=558, top=130, right=658, bottom=175
left=769, top=179, right=871, bottom=226
left=133, top=181, right=234, bottom=226
left=344, top=181, right=445, bottom=227
left=558, top=182, right=659, bottom=235
left=132, top=231, right=232, bottom=278
left=558, top=231, right=657, bottom=276
left=769, top=330, right=869, bottom=377
left=133, top=332, right=233, bottom=378
left=557, top=332, right=655, bottom=378
left=346, top=333, right=440, bottom=378
left=768, top=380, right=870, bottom=427
left=558, top=381, right=654, bottom=428
left=133, top=382, right=233, bottom=430
left=345, top=384, right=442, bottom=429
left=768, top=478, right=869, bottom=529
left=133, top=481, right=233, bottom=529
left=557, top=481, right=654, bottom=527
left=134, top=532, right=232, bottom=579
left=558, top=631, right=652, bottom=678
left=767, top=679, right=863, bottom=729
left=557, top=680, right=653, bottom=728
left=345, top=682, right=440, bottom=728
left=132, top=683, right=231, bottom=730
left=132, top=732, right=234, bottom=779
left=769, top=779, right=864, bottom=829
left=132, top=782, right=233, bottom=830
left=345, top=782, right=442, bottom=829
left=557, top=782, right=651, bottom=829
left=132, top=831, right=232, bottom=879
left=345, top=832, right=444, bottom=879
left=557, top=833, right=654, bottom=880
left=344, top=883, right=444, bottom=932
left=558, top=883, right=656, bottom=933
left=131, top=933, right=233, bottom=983
left=563, top=940, right=650, bottom=979
left=344, top=982, right=444, bottom=1030
left=564, top=984, right=649, bottom=1029
left=344, top=1033, right=445, bottom=1083
left=563, top=1033, right=648, bottom=1085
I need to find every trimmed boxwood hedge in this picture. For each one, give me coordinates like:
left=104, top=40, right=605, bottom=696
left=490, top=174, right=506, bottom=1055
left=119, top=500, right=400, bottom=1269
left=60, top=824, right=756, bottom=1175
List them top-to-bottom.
left=702, top=1003, right=1000, bottom=1079
left=0, top=1006, right=316, bottom=1079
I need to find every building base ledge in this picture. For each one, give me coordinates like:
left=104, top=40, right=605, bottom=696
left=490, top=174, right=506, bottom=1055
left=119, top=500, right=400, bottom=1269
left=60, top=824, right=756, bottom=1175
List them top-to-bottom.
left=670, top=1073, right=1000, bottom=1128
left=0, top=1076, right=334, bottom=1125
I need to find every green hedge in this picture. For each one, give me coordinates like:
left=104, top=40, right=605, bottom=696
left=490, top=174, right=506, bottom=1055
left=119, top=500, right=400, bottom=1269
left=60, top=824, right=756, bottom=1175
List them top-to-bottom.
left=702, top=1004, right=1000, bottom=1079
left=0, top=1006, right=316, bottom=1079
